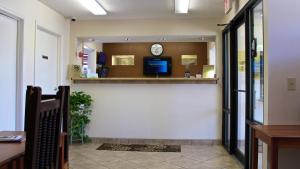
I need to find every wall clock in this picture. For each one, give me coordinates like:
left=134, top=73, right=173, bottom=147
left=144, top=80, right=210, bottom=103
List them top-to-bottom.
left=151, top=43, right=163, bottom=56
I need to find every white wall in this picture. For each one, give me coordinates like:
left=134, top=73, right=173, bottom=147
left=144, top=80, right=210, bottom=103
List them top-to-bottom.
left=0, top=0, right=70, bottom=130
left=222, top=0, right=249, bottom=24
left=264, top=0, right=300, bottom=168
left=264, top=0, right=300, bottom=125
left=70, top=18, right=223, bottom=140
left=70, top=19, right=221, bottom=65
left=72, top=83, right=221, bottom=139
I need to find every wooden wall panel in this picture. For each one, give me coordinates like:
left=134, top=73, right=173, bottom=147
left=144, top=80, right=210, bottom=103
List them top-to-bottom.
left=102, top=42, right=208, bottom=77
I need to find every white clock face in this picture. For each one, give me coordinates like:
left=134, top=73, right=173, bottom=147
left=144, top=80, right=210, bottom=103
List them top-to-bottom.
left=151, top=44, right=163, bottom=56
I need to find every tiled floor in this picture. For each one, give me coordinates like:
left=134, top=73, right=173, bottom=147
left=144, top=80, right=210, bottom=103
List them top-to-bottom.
left=69, top=143, right=243, bottom=169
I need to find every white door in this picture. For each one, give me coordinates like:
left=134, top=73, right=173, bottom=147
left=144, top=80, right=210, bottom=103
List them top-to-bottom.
left=0, top=14, right=18, bottom=131
left=35, top=28, right=59, bottom=94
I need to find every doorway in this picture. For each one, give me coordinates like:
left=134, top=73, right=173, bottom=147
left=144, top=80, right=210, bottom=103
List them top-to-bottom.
left=222, top=0, right=264, bottom=168
left=0, top=11, right=22, bottom=131
left=227, top=15, right=248, bottom=163
left=235, top=22, right=247, bottom=160
left=35, top=26, right=61, bottom=94
left=222, top=29, right=233, bottom=153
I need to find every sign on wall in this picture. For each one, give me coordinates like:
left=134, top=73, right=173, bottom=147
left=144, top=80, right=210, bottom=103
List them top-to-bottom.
left=224, top=0, right=232, bottom=14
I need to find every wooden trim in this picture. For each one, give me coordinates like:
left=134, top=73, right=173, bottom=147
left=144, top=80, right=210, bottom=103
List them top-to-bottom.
left=72, top=78, right=218, bottom=84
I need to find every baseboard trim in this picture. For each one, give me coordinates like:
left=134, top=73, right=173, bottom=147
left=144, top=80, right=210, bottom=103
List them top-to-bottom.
left=90, top=138, right=221, bottom=146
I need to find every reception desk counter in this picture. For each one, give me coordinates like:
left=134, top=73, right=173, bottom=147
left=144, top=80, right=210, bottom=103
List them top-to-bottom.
left=71, top=77, right=221, bottom=141
left=72, top=77, right=218, bottom=84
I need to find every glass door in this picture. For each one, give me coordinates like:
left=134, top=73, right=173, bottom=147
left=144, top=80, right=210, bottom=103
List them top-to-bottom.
left=222, top=1, right=264, bottom=168
left=249, top=1, right=264, bottom=169
left=251, top=1, right=264, bottom=124
left=235, top=23, right=247, bottom=160
left=222, top=30, right=233, bottom=153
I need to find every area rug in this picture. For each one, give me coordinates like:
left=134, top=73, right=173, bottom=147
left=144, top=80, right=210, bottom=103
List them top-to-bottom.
left=97, top=143, right=181, bottom=152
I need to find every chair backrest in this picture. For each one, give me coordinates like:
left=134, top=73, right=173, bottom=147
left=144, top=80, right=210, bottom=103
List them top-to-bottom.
left=24, top=86, right=70, bottom=163
left=24, top=86, right=33, bottom=132
left=25, top=86, right=65, bottom=169
left=42, top=86, right=70, bottom=164
left=61, top=86, right=70, bottom=162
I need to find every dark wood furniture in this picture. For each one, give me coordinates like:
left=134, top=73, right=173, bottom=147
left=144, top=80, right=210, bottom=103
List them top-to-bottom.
left=24, top=86, right=70, bottom=169
left=25, top=86, right=65, bottom=169
left=40, top=86, right=70, bottom=169
left=60, top=86, right=70, bottom=169
left=251, top=125, right=300, bottom=169
left=0, top=131, right=67, bottom=169
left=0, top=131, right=25, bottom=169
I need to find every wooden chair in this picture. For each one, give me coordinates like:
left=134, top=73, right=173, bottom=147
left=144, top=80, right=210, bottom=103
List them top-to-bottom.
left=24, top=86, right=66, bottom=169
left=24, top=86, right=33, bottom=132
left=25, top=86, right=70, bottom=169
left=40, top=86, right=70, bottom=168
left=61, top=86, right=70, bottom=169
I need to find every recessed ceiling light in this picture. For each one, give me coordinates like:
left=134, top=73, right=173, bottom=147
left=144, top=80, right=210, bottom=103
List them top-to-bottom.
left=78, top=0, right=107, bottom=15
left=175, top=0, right=190, bottom=14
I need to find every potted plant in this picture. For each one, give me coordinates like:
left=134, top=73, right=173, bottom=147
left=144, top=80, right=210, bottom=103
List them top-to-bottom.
left=70, top=91, right=93, bottom=143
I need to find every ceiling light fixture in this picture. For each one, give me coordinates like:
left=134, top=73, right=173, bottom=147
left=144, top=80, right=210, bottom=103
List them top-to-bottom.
left=78, top=0, right=107, bottom=15
left=175, top=0, right=190, bottom=14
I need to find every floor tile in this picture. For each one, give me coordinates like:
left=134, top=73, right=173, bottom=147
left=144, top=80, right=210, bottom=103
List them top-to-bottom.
left=69, top=143, right=243, bottom=169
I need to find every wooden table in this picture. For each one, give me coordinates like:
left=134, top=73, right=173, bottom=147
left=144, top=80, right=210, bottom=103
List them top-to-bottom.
left=251, top=125, right=300, bottom=169
left=0, top=131, right=68, bottom=169
left=0, top=131, right=24, bottom=169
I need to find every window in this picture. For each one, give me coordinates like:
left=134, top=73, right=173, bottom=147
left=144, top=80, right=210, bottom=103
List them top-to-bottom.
left=252, top=1, right=264, bottom=123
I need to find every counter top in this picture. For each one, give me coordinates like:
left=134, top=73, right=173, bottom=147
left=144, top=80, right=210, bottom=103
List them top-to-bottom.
left=72, top=77, right=218, bottom=84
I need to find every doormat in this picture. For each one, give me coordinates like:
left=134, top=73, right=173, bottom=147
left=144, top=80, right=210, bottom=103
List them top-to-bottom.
left=97, top=143, right=181, bottom=152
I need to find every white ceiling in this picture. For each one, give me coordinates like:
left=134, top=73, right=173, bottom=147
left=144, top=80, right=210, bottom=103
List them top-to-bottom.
left=39, top=0, right=225, bottom=20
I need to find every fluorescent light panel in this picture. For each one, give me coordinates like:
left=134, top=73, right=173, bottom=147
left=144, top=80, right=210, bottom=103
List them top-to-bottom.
left=78, top=0, right=107, bottom=15
left=175, top=0, right=190, bottom=13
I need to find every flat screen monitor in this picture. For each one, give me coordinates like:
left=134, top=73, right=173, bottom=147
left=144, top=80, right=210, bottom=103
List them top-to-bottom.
left=143, top=57, right=172, bottom=76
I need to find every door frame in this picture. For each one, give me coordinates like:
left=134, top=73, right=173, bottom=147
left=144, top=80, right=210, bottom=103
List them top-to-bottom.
left=222, top=0, right=263, bottom=168
left=249, top=0, right=264, bottom=125
left=248, top=1, right=264, bottom=168
left=0, top=7, right=24, bottom=130
left=231, top=15, right=249, bottom=164
left=34, top=22, right=62, bottom=90
left=222, top=27, right=235, bottom=154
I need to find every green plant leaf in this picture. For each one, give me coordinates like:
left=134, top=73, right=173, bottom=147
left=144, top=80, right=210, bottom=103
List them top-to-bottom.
left=69, top=91, right=93, bottom=143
